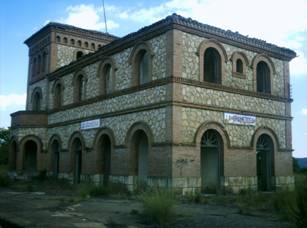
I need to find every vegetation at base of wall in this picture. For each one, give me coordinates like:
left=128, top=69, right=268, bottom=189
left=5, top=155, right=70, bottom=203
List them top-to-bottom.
left=0, top=128, right=9, bottom=166
left=0, top=165, right=10, bottom=187
left=78, top=182, right=129, bottom=199
left=139, top=188, right=176, bottom=227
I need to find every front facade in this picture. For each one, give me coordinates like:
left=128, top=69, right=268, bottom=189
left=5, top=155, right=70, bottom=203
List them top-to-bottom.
left=9, top=14, right=296, bottom=193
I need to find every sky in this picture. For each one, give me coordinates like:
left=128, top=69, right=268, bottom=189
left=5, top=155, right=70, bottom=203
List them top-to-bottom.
left=0, top=0, right=306, bottom=158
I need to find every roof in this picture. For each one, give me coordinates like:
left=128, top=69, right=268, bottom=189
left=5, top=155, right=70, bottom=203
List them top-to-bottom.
left=24, top=22, right=118, bottom=46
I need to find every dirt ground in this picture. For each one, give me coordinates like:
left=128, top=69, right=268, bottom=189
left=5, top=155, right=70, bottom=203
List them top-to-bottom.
left=0, top=186, right=294, bottom=228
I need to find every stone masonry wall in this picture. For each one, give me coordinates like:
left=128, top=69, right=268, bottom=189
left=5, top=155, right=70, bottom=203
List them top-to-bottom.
left=181, top=31, right=285, bottom=97
left=56, top=44, right=91, bottom=68
left=180, top=106, right=286, bottom=148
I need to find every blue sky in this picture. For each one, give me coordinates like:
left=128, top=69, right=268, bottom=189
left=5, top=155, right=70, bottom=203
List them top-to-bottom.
left=0, top=0, right=306, bottom=157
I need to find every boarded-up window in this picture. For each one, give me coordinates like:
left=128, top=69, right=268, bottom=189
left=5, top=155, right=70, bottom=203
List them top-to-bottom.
left=204, top=48, right=221, bottom=83
left=138, top=50, right=150, bottom=85
left=236, top=59, right=243, bottom=73
left=256, top=61, right=271, bottom=93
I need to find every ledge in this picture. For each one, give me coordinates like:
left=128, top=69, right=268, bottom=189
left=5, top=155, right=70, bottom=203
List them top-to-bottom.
left=11, top=111, right=48, bottom=128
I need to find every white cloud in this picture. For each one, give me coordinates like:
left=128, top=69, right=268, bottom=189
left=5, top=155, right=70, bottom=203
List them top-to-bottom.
left=109, top=0, right=307, bottom=77
left=60, top=4, right=119, bottom=31
left=0, top=93, right=26, bottom=110
left=302, top=108, right=307, bottom=116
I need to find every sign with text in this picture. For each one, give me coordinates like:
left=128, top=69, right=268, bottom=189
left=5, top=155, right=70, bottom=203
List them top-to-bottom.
left=224, top=112, right=256, bottom=126
left=80, top=119, right=100, bottom=130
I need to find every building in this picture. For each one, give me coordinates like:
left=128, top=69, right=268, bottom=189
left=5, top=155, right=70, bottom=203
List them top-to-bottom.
left=9, top=14, right=296, bottom=193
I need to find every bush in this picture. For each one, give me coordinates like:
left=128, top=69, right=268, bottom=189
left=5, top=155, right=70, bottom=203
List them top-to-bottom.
left=0, top=174, right=10, bottom=187
left=78, top=182, right=129, bottom=199
left=288, top=184, right=307, bottom=228
left=140, top=189, right=176, bottom=227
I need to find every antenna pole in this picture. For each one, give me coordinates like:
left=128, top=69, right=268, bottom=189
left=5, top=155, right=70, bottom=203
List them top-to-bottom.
left=102, top=0, right=108, bottom=33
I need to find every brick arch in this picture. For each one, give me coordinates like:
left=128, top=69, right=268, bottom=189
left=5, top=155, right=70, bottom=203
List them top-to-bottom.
left=198, top=39, right=228, bottom=82
left=128, top=41, right=154, bottom=86
left=97, top=57, right=117, bottom=95
left=194, top=121, right=230, bottom=149
left=125, top=122, right=154, bottom=175
left=93, top=127, right=116, bottom=173
left=251, top=127, right=280, bottom=151
left=68, top=131, right=86, bottom=172
left=48, top=134, right=62, bottom=171
left=19, top=135, right=43, bottom=170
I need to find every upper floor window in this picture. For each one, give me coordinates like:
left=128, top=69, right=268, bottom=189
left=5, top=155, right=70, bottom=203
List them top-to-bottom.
left=56, top=36, right=61, bottom=43
left=63, top=37, right=68, bottom=44
left=70, top=39, right=75, bottom=46
left=77, top=40, right=82, bottom=47
left=84, top=42, right=89, bottom=48
left=129, top=42, right=153, bottom=87
left=91, top=43, right=95, bottom=50
left=203, top=47, right=221, bottom=83
left=138, top=50, right=150, bottom=85
left=76, top=51, right=84, bottom=60
left=42, top=52, right=48, bottom=73
left=37, top=55, right=41, bottom=74
left=32, top=57, right=37, bottom=78
left=98, top=59, right=116, bottom=96
left=236, top=59, right=243, bottom=74
left=256, top=61, right=271, bottom=93
left=74, top=74, right=85, bottom=102
left=53, top=82, right=63, bottom=108
left=32, top=88, right=42, bottom=111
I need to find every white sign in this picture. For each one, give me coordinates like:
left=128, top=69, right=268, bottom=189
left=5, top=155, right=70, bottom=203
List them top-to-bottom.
left=224, top=112, right=256, bottom=126
left=80, top=119, right=100, bottom=130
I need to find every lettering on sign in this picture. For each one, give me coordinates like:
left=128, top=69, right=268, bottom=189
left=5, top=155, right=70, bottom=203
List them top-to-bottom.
left=224, top=112, right=256, bottom=126
left=80, top=119, right=100, bottom=130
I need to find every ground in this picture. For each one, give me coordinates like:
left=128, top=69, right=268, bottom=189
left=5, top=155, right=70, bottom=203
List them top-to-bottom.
left=0, top=181, right=294, bottom=228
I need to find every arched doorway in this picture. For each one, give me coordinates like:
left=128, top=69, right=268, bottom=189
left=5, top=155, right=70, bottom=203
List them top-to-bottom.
left=131, top=130, right=149, bottom=186
left=201, top=130, right=223, bottom=193
left=256, top=134, right=274, bottom=191
left=98, top=135, right=112, bottom=186
left=72, top=138, right=82, bottom=184
left=10, top=140, right=17, bottom=170
left=24, top=140, right=37, bottom=173
left=51, top=140, right=60, bottom=177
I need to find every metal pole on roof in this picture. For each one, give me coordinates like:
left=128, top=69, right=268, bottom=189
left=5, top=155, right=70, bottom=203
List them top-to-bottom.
left=102, top=0, right=108, bottom=33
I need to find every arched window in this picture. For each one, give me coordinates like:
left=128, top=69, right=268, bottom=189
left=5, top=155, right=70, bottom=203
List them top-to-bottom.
left=56, top=36, right=61, bottom=43
left=63, top=37, right=68, bottom=44
left=70, top=39, right=75, bottom=46
left=77, top=40, right=82, bottom=47
left=84, top=42, right=89, bottom=48
left=91, top=43, right=95, bottom=50
left=98, top=44, right=102, bottom=49
left=204, top=48, right=221, bottom=83
left=138, top=50, right=150, bottom=85
left=76, top=51, right=83, bottom=60
left=42, top=52, right=48, bottom=73
left=37, top=55, right=41, bottom=74
left=32, top=57, right=37, bottom=78
left=236, top=59, right=243, bottom=74
left=256, top=61, right=271, bottom=93
left=103, top=64, right=112, bottom=95
left=74, top=74, right=84, bottom=102
left=54, top=82, right=63, bottom=108
left=32, top=91, right=41, bottom=111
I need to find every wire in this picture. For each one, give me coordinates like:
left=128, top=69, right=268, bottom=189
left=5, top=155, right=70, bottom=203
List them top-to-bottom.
left=102, top=0, right=108, bottom=33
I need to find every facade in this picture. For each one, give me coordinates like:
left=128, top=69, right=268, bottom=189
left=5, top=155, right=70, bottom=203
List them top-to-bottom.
left=9, top=14, right=296, bottom=193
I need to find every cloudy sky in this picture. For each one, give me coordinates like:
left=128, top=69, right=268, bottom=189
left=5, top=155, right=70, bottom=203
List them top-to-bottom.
left=0, top=0, right=306, bottom=157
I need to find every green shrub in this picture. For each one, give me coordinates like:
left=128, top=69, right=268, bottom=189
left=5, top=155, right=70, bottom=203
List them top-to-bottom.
left=0, top=174, right=10, bottom=187
left=78, top=182, right=129, bottom=199
left=287, top=185, right=307, bottom=228
left=140, top=189, right=176, bottom=227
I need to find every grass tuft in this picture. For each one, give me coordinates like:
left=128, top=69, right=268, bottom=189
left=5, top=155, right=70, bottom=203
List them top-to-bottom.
left=140, top=188, right=176, bottom=227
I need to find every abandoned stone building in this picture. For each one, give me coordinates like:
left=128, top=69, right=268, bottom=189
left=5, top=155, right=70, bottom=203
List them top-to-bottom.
left=9, top=14, right=296, bottom=193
